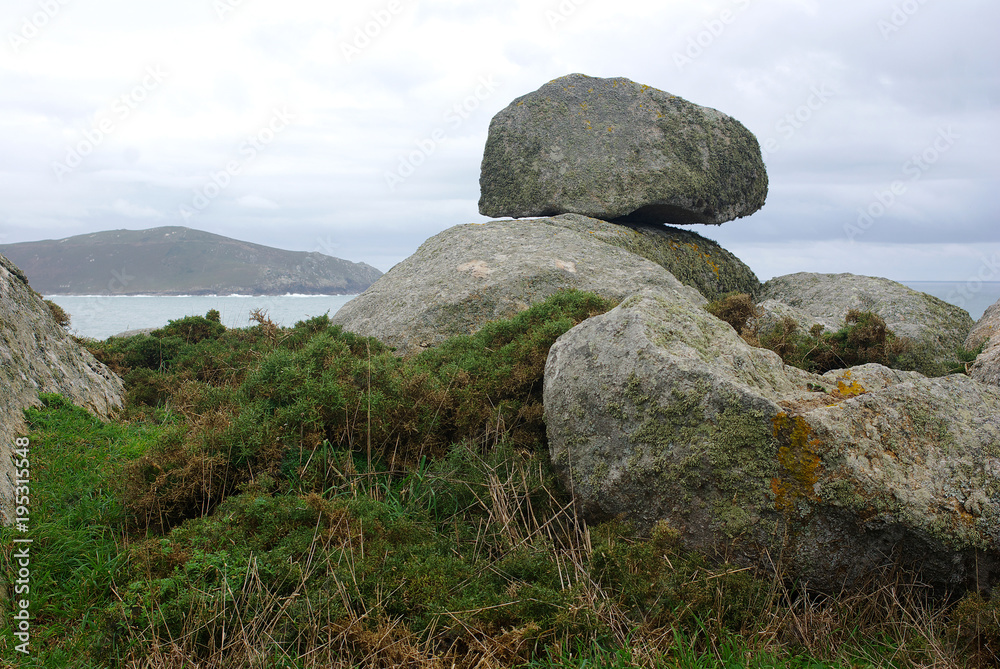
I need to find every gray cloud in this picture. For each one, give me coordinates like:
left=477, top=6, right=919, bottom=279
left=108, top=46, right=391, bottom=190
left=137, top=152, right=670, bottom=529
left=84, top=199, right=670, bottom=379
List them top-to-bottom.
left=0, top=0, right=997, bottom=283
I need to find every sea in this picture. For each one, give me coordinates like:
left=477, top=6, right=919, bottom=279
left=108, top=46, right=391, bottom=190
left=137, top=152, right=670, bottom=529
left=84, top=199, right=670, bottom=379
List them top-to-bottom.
left=45, top=282, right=1000, bottom=341
left=46, top=294, right=358, bottom=341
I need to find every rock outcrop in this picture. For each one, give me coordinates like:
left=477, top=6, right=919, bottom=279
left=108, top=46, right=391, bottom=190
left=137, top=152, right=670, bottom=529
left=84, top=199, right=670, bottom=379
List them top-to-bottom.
left=479, top=73, right=768, bottom=225
left=330, top=217, right=706, bottom=355
left=0, top=254, right=124, bottom=523
left=759, top=272, right=974, bottom=377
left=544, top=288, right=1000, bottom=593
left=967, top=298, right=1000, bottom=386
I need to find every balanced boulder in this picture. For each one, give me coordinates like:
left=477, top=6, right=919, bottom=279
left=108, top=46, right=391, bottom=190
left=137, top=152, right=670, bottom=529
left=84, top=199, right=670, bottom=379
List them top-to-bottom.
left=479, top=73, right=768, bottom=225
left=330, top=217, right=705, bottom=355
left=0, top=254, right=124, bottom=523
left=759, top=272, right=974, bottom=377
left=544, top=288, right=1000, bottom=593
left=967, top=298, right=1000, bottom=385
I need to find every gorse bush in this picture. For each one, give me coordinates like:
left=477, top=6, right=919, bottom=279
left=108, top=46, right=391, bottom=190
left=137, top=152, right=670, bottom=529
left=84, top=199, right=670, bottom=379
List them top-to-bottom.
left=85, top=291, right=615, bottom=532
left=706, top=292, right=758, bottom=337
left=707, top=293, right=919, bottom=374
left=758, top=309, right=916, bottom=374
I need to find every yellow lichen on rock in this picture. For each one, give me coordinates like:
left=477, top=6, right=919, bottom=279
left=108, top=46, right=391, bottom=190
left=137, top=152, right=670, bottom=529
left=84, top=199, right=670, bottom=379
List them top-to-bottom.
left=834, top=370, right=866, bottom=398
left=770, top=412, right=823, bottom=513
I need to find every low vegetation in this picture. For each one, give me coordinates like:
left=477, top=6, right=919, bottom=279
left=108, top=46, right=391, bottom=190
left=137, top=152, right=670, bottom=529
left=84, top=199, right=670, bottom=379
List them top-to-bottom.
left=2, top=290, right=997, bottom=668
left=706, top=292, right=978, bottom=376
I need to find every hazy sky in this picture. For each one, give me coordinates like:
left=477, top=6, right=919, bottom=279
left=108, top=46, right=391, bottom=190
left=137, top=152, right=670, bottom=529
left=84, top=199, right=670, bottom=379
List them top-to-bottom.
left=2, top=0, right=997, bottom=285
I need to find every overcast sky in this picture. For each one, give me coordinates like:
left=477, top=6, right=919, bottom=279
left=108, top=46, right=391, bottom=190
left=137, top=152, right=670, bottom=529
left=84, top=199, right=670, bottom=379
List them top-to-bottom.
left=2, top=0, right=998, bottom=286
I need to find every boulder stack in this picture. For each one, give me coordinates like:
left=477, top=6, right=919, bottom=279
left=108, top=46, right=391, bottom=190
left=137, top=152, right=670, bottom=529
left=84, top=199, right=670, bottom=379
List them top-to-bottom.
left=332, top=74, right=1000, bottom=593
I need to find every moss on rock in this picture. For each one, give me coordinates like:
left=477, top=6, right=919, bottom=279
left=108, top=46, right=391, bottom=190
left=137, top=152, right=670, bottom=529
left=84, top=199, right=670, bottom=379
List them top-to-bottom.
left=543, top=214, right=760, bottom=301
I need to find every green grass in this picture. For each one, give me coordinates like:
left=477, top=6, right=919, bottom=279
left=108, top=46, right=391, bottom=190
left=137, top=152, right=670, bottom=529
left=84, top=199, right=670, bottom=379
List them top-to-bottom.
left=1, top=291, right=995, bottom=668
left=0, top=394, right=172, bottom=667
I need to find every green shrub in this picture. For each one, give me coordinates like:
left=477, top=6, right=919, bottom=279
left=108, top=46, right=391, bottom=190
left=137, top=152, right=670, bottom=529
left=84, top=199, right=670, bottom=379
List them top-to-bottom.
left=411, top=289, right=615, bottom=452
left=116, top=290, right=615, bottom=532
left=711, top=294, right=918, bottom=375
left=810, top=309, right=912, bottom=372
left=153, top=314, right=226, bottom=344
left=93, top=333, right=183, bottom=372
left=941, top=342, right=986, bottom=376
left=123, top=367, right=175, bottom=408
left=591, top=520, right=769, bottom=634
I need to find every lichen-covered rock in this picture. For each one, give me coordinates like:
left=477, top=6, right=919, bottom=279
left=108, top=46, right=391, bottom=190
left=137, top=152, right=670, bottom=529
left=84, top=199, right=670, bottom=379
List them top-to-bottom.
left=479, top=73, right=768, bottom=225
left=543, top=214, right=759, bottom=300
left=330, top=218, right=705, bottom=356
left=0, top=254, right=124, bottom=523
left=760, top=272, right=974, bottom=377
left=544, top=288, right=1000, bottom=593
left=967, top=299, right=1000, bottom=386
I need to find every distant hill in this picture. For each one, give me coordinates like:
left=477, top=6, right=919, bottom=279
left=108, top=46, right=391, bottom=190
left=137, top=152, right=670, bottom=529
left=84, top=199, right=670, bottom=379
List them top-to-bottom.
left=0, top=226, right=382, bottom=296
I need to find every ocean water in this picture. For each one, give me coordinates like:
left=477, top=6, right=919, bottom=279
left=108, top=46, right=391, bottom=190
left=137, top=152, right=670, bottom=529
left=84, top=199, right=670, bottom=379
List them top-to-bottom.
left=46, top=282, right=1000, bottom=342
left=901, top=282, right=1000, bottom=322
left=45, top=294, right=358, bottom=341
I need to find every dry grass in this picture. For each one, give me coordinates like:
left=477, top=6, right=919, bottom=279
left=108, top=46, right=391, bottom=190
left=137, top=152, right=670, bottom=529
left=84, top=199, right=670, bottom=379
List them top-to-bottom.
left=110, top=450, right=992, bottom=669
